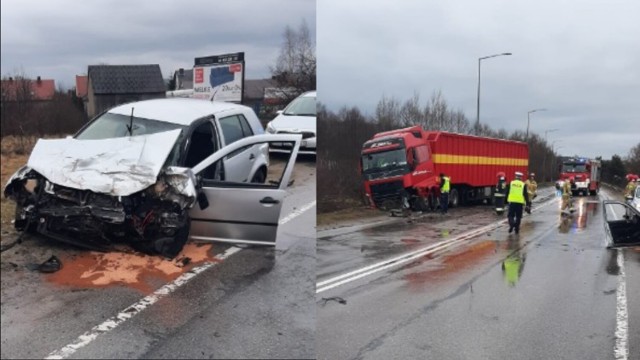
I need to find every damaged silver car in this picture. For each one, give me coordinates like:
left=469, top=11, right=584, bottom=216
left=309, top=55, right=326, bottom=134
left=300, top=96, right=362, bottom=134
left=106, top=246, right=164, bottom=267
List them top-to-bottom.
left=4, top=98, right=301, bottom=258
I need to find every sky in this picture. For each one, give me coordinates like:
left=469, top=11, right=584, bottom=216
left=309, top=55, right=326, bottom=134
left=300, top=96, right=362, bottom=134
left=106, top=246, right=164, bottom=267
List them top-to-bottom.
left=1, top=0, right=315, bottom=87
left=317, top=0, right=640, bottom=160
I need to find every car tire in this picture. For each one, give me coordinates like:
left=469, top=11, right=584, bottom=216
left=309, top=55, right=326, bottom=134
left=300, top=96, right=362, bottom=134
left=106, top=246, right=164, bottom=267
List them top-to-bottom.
left=251, top=168, right=267, bottom=184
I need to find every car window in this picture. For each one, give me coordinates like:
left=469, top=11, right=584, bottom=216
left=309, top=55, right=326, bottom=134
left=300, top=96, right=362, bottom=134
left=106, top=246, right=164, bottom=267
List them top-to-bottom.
left=283, top=95, right=316, bottom=116
left=75, top=112, right=185, bottom=140
left=238, top=114, right=254, bottom=137
left=219, top=115, right=246, bottom=145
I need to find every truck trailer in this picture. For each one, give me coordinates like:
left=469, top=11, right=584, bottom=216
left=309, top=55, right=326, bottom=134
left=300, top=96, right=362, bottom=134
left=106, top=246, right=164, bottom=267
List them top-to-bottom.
left=360, top=126, right=529, bottom=212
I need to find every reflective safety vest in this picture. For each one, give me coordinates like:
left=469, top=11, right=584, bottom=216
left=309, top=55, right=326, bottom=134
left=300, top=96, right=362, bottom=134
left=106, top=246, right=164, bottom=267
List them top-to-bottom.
left=441, top=176, right=450, bottom=193
left=507, top=180, right=526, bottom=204
left=562, top=181, right=572, bottom=197
left=624, top=182, right=637, bottom=197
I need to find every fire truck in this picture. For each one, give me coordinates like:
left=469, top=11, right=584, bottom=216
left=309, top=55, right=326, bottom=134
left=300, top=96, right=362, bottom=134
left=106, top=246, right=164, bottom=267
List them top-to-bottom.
left=360, top=126, right=529, bottom=212
left=556, top=156, right=601, bottom=196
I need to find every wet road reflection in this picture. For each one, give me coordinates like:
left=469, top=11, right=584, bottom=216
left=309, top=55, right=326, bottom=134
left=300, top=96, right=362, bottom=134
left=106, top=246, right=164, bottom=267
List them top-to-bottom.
left=501, top=237, right=526, bottom=287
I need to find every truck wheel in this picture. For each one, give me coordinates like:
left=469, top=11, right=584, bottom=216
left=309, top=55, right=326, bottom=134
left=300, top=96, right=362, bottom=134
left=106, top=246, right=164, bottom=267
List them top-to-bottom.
left=450, top=189, right=459, bottom=208
left=428, top=193, right=437, bottom=211
left=413, top=196, right=429, bottom=212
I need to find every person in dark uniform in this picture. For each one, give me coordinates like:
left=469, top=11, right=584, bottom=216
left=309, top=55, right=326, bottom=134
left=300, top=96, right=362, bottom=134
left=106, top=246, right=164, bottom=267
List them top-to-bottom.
left=506, top=171, right=530, bottom=234
left=439, top=173, right=450, bottom=214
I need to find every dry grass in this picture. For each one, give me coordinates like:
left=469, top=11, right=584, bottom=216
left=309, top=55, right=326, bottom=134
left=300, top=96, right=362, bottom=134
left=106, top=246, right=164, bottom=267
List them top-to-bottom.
left=1, top=134, right=68, bottom=155
left=1, top=152, right=29, bottom=238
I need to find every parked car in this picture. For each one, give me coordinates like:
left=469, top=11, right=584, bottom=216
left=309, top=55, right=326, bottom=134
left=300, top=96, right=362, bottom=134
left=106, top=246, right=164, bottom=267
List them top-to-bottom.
left=265, top=90, right=316, bottom=154
left=4, top=98, right=301, bottom=258
left=629, top=186, right=640, bottom=212
left=603, top=199, right=640, bottom=247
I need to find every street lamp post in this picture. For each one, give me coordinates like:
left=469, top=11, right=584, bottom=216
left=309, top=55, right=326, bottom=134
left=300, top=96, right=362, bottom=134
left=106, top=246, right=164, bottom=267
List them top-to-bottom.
left=475, top=52, right=512, bottom=135
left=526, top=108, right=547, bottom=140
left=545, top=128, right=559, bottom=143
left=542, top=129, right=559, bottom=181
left=552, top=145, right=564, bottom=182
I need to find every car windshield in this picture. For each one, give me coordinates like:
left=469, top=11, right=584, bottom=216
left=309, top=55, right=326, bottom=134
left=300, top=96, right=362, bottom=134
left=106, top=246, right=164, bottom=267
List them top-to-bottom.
left=283, top=96, right=316, bottom=116
left=75, top=112, right=186, bottom=140
left=362, top=149, right=407, bottom=172
left=561, top=163, right=587, bottom=173
left=636, top=186, right=640, bottom=198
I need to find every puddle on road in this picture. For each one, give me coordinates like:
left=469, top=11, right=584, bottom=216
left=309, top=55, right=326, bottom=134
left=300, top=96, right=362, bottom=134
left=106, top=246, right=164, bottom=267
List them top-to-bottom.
left=558, top=198, right=599, bottom=234
left=403, top=240, right=498, bottom=291
left=46, top=243, right=216, bottom=294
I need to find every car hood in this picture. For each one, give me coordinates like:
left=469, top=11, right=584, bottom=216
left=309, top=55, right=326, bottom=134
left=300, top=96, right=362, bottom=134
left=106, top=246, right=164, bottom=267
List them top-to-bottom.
left=271, top=114, right=316, bottom=133
left=22, top=129, right=182, bottom=196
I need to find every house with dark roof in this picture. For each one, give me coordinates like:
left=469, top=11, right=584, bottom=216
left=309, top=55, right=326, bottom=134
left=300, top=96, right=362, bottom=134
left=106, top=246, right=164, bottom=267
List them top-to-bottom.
left=86, top=64, right=166, bottom=117
left=172, top=68, right=194, bottom=90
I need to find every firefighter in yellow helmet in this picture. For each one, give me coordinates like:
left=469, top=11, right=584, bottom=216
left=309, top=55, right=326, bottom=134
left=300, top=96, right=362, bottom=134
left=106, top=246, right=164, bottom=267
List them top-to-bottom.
left=506, top=171, right=530, bottom=234
left=525, top=173, right=538, bottom=200
left=624, top=175, right=637, bottom=200
left=561, top=177, right=575, bottom=214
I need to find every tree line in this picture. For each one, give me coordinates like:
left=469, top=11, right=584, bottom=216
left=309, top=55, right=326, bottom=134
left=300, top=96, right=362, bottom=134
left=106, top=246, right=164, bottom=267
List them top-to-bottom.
left=317, top=92, right=640, bottom=213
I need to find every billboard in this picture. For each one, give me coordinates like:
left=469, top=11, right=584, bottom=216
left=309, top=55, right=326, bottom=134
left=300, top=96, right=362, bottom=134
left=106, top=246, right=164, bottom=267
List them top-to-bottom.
left=193, top=52, right=245, bottom=102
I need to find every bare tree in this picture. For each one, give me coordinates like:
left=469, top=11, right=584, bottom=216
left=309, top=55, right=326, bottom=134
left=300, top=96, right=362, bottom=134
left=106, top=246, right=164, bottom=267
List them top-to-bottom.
left=270, top=20, right=316, bottom=102
left=625, top=142, right=640, bottom=174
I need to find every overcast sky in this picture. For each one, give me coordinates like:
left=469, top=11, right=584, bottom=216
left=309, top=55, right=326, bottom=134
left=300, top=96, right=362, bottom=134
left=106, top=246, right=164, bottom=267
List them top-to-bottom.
left=1, top=0, right=315, bottom=87
left=318, top=0, right=639, bottom=159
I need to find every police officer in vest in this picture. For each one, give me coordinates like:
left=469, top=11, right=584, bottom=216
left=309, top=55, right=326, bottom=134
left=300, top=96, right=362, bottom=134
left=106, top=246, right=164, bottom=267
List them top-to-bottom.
left=506, top=171, right=530, bottom=234
left=439, top=173, right=450, bottom=214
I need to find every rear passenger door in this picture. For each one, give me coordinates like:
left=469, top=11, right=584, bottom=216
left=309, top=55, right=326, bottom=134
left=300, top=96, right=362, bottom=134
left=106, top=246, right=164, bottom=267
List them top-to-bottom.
left=218, top=114, right=257, bottom=182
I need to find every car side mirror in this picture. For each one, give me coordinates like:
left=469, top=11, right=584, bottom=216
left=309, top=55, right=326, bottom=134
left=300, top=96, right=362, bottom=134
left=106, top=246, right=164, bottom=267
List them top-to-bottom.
left=276, top=110, right=283, bottom=115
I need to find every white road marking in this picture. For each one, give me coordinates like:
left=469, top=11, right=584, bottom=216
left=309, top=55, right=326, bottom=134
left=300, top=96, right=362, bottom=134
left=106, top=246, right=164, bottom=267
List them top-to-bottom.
left=317, top=195, right=557, bottom=294
left=279, top=200, right=316, bottom=225
left=605, top=200, right=629, bottom=360
left=45, top=201, right=312, bottom=359
left=45, top=247, right=241, bottom=359
left=615, top=250, right=628, bottom=360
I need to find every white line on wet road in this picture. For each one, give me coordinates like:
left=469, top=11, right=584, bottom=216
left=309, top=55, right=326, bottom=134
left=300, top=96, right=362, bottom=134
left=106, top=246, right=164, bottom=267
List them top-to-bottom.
left=316, top=195, right=557, bottom=294
left=279, top=200, right=316, bottom=225
left=44, top=246, right=241, bottom=359
left=614, top=249, right=628, bottom=360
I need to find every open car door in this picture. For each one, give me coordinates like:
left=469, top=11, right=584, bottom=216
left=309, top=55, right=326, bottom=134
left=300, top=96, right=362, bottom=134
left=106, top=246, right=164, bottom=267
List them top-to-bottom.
left=189, top=134, right=301, bottom=246
left=602, top=200, right=640, bottom=248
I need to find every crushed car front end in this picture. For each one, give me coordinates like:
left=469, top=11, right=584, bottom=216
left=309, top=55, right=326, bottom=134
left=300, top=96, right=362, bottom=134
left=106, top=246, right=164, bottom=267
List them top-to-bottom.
left=3, top=130, right=199, bottom=258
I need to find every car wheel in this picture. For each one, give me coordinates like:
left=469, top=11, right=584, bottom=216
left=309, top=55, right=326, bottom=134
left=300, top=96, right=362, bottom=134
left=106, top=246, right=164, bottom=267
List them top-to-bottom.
left=251, top=168, right=267, bottom=184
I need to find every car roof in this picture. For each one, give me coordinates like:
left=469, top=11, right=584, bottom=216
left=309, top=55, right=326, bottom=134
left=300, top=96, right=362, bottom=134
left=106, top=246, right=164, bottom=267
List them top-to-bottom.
left=299, top=90, right=316, bottom=98
left=107, top=98, right=252, bottom=126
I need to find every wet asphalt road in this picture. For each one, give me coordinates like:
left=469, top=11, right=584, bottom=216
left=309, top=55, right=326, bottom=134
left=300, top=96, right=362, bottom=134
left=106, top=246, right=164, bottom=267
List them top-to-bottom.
left=1, top=156, right=316, bottom=359
left=317, top=187, right=640, bottom=360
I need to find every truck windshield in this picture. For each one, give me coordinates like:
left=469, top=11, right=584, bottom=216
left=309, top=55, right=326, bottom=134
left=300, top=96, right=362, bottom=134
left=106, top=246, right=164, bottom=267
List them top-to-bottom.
left=362, top=149, right=407, bottom=172
left=562, top=163, right=587, bottom=173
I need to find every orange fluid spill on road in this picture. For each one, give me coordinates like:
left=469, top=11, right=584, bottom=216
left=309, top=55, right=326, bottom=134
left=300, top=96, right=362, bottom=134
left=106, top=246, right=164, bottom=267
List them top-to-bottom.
left=404, top=240, right=497, bottom=290
left=46, top=243, right=216, bottom=294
